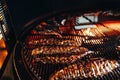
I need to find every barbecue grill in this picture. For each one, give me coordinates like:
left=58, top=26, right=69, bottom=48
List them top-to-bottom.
left=0, top=0, right=120, bottom=80
left=12, top=9, right=120, bottom=80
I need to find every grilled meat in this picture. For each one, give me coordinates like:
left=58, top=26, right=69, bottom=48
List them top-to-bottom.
left=31, top=29, right=62, bottom=37
left=28, top=38, right=80, bottom=46
left=31, top=46, right=88, bottom=55
left=32, top=46, right=74, bottom=55
left=32, top=51, right=93, bottom=64
left=33, top=54, right=82, bottom=64
left=49, top=58, right=119, bottom=80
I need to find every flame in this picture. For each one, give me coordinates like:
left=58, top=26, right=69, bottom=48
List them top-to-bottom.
left=81, top=21, right=120, bottom=37
left=97, top=21, right=120, bottom=36
left=103, top=21, right=120, bottom=32
left=83, top=28, right=95, bottom=36
left=0, top=38, right=6, bottom=48
left=0, top=38, right=7, bottom=69
left=0, top=50, right=8, bottom=69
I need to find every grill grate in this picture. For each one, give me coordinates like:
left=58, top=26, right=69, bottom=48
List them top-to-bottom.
left=15, top=11, right=120, bottom=80
left=21, top=32, right=120, bottom=80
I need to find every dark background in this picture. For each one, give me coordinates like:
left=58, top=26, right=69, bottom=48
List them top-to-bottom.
left=5, top=0, right=120, bottom=35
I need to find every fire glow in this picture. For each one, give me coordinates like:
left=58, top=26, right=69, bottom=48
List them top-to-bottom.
left=76, top=21, right=120, bottom=37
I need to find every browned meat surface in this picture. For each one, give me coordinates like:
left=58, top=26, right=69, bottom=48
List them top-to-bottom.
left=28, top=38, right=80, bottom=46
left=31, top=46, right=88, bottom=55
left=32, top=47, right=88, bottom=64
left=49, top=58, right=119, bottom=80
